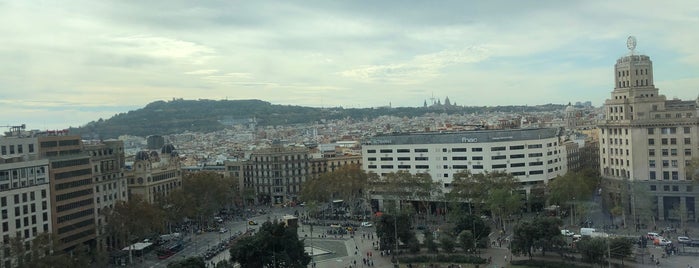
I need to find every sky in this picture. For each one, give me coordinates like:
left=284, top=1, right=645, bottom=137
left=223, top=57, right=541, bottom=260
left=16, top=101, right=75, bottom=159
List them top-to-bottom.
left=2, top=1, right=698, bottom=130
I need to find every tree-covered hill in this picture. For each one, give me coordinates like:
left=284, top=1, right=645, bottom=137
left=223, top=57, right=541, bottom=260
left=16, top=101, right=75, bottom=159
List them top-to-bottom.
left=69, top=99, right=565, bottom=139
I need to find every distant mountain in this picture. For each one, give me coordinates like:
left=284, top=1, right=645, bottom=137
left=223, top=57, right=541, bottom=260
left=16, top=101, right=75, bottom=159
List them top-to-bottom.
left=69, top=99, right=566, bottom=139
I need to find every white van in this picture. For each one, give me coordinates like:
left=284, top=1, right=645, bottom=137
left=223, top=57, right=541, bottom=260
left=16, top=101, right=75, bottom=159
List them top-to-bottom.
left=580, top=228, right=597, bottom=236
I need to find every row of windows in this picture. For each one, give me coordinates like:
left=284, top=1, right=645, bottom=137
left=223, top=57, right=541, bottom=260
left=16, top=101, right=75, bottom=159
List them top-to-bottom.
left=648, top=138, right=691, bottom=145
left=0, top=144, right=34, bottom=155
left=366, top=144, right=545, bottom=154
left=648, top=148, right=692, bottom=157
left=369, top=152, right=545, bottom=162
left=51, top=158, right=90, bottom=169
left=369, top=162, right=545, bottom=169
left=55, top=168, right=92, bottom=180
left=649, top=171, right=680, bottom=180
left=56, top=178, right=93, bottom=191
left=649, top=185, right=692, bottom=192
left=56, top=189, right=92, bottom=202
left=1, top=190, right=46, bottom=206
left=56, top=198, right=93, bottom=213
left=57, top=208, right=94, bottom=224
left=57, top=219, right=94, bottom=234
left=60, top=229, right=94, bottom=244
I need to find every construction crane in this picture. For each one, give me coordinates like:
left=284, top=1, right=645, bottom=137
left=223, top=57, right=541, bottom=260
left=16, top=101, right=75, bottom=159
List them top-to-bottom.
left=1, top=124, right=26, bottom=136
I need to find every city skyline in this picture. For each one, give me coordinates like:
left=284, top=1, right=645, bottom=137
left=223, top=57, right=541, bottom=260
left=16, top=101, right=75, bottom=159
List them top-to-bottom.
left=2, top=1, right=698, bottom=129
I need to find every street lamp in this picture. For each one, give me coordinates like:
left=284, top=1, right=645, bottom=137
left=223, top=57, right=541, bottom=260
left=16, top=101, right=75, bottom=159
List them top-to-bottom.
left=571, top=197, right=576, bottom=227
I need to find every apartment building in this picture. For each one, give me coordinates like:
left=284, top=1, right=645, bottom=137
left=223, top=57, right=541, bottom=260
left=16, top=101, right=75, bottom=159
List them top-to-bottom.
left=599, top=38, right=699, bottom=222
left=361, top=128, right=567, bottom=210
left=0, top=130, right=52, bottom=267
left=38, top=132, right=95, bottom=251
left=84, top=140, right=127, bottom=251
left=242, top=142, right=309, bottom=205
left=126, top=144, right=182, bottom=204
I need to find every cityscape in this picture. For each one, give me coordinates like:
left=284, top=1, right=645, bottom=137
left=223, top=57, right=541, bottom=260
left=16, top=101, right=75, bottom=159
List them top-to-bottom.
left=2, top=2, right=699, bottom=268
left=2, top=37, right=699, bottom=268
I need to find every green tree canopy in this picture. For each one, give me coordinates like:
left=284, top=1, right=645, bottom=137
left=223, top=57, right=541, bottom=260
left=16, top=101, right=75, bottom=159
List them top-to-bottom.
left=511, top=217, right=564, bottom=259
left=230, top=221, right=311, bottom=268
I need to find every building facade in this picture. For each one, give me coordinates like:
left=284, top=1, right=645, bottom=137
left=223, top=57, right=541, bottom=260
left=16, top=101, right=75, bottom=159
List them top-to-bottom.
left=599, top=38, right=699, bottom=224
left=361, top=128, right=568, bottom=210
left=0, top=132, right=52, bottom=268
left=38, top=132, right=96, bottom=251
left=84, top=140, right=127, bottom=252
left=243, top=143, right=309, bottom=205
left=126, top=145, right=182, bottom=204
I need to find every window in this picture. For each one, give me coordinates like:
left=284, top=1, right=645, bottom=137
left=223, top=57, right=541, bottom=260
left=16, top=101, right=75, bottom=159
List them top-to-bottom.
left=685, top=127, right=691, bottom=134
left=647, top=128, right=654, bottom=134
left=661, top=138, right=668, bottom=145
left=670, top=138, right=677, bottom=145
left=685, top=138, right=691, bottom=145
left=648, top=139, right=655, bottom=145
left=509, top=145, right=524, bottom=150
left=491, top=146, right=506, bottom=151
left=452, top=148, right=467, bottom=152
left=472, top=148, right=483, bottom=152
left=379, top=149, right=393, bottom=153
left=396, top=149, right=410, bottom=153
left=414, top=149, right=428, bottom=153
left=649, top=149, right=655, bottom=156
left=662, top=149, right=669, bottom=156
left=671, top=149, right=677, bottom=156
left=685, top=149, right=692, bottom=156
left=367, top=150, right=376, bottom=153
left=528, top=153, right=543, bottom=157
left=510, top=154, right=525, bottom=159
left=491, top=155, right=506, bottom=160
left=452, top=156, right=468, bottom=160
left=472, top=156, right=483, bottom=160
left=367, top=157, right=376, bottom=161
left=380, top=157, right=393, bottom=161
left=396, top=157, right=410, bottom=161
left=415, top=157, right=428, bottom=161
left=649, top=160, right=655, bottom=168
left=662, top=160, right=669, bottom=168
left=671, top=160, right=678, bottom=167
left=529, top=161, right=543, bottom=166
left=510, top=163, right=525, bottom=167
left=492, top=164, right=507, bottom=169
left=380, top=165, right=393, bottom=169
left=415, top=165, right=429, bottom=169
left=472, top=165, right=483, bottom=169
left=529, top=170, right=544, bottom=175
left=649, top=171, right=656, bottom=180
left=663, top=171, right=670, bottom=180
left=672, top=171, right=678, bottom=180
left=650, top=185, right=657, bottom=191
left=663, top=185, right=670, bottom=191
left=673, top=186, right=679, bottom=192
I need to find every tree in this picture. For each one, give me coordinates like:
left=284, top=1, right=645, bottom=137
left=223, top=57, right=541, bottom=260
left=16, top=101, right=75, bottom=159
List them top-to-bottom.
left=301, top=164, right=368, bottom=218
left=450, top=170, right=520, bottom=230
left=547, top=170, right=600, bottom=214
left=105, top=195, right=164, bottom=250
left=375, top=213, right=414, bottom=251
left=452, top=214, right=490, bottom=248
left=511, top=217, right=564, bottom=259
left=230, top=221, right=310, bottom=268
left=458, top=230, right=475, bottom=253
left=424, top=231, right=438, bottom=253
left=439, top=233, right=455, bottom=253
left=577, top=237, right=608, bottom=264
left=608, top=237, right=633, bottom=265
left=167, top=257, right=206, bottom=268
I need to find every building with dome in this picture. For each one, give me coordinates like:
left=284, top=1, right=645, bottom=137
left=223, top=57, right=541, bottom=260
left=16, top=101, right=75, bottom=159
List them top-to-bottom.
left=599, top=38, right=699, bottom=225
left=126, top=144, right=182, bottom=203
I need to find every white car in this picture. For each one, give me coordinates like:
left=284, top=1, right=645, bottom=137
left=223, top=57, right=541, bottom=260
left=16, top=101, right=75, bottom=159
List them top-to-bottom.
left=360, top=221, right=373, bottom=227
left=561, top=229, right=574, bottom=237
left=678, top=236, right=691, bottom=244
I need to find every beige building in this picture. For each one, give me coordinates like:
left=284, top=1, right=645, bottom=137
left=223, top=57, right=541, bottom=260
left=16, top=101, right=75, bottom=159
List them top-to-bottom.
left=599, top=38, right=699, bottom=224
left=39, top=132, right=96, bottom=251
left=84, top=140, right=127, bottom=252
left=243, top=142, right=309, bottom=205
left=126, top=145, right=182, bottom=204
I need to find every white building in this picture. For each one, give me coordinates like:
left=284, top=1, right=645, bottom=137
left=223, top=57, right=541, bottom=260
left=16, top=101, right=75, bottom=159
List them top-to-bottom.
left=362, top=128, right=567, bottom=210
left=0, top=132, right=53, bottom=268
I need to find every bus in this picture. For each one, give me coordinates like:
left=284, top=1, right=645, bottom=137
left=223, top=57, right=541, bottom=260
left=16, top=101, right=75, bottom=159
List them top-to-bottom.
left=156, top=240, right=183, bottom=260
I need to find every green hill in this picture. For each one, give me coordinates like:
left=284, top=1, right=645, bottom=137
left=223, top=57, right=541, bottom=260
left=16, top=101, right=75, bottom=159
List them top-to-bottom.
left=69, top=99, right=565, bottom=139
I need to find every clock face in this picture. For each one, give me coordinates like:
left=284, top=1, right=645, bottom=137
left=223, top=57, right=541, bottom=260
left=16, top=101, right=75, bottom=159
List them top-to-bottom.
left=627, top=36, right=637, bottom=51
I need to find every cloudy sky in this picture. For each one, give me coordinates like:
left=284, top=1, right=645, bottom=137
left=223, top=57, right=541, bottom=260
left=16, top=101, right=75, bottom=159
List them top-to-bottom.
left=2, top=1, right=698, bottom=130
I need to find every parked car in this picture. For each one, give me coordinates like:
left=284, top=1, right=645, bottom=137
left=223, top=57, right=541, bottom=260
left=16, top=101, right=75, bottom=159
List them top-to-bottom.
left=248, top=220, right=258, bottom=225
left=360, top=221, right=373, bottom=227
left=219, top=228, right=228, bottom=233
left=561, top=229, right=574, bottom=237
left=647, top=232, right=660, bottom=240
left=678, top=236, right=691, bottom=244
left=654, top=237, right=671, bottom=246
left=688, top=240, right=699, bottom=247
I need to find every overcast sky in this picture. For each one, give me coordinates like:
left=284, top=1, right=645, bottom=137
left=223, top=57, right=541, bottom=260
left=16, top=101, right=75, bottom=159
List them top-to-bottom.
left=2, top=1, right=698, bottom=130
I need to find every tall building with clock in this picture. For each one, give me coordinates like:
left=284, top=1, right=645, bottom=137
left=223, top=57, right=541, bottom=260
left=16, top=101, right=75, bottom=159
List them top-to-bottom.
left=599, top=37, right=699, bottom=226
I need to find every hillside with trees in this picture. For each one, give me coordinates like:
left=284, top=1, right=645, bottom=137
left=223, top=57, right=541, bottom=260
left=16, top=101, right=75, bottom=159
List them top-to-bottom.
left=69, top=98, right=566, bottom=139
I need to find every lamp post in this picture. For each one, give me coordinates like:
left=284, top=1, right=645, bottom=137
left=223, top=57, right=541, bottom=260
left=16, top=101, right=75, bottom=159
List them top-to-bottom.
left=572, top=197, right=576, bottom=227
